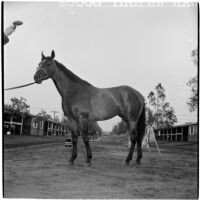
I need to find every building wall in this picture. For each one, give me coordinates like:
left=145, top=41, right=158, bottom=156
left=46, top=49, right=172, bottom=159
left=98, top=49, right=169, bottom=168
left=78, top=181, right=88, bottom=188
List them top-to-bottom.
left=4, top=110, right=69, bottom=136
left=4, top=113, right=24, bottom=135
left=23, top=117, right=32, bottom=135
left=30, top=118, right=44, bottom=136
left=46, top=121, right=67, bottom=136
left=155, top=123, right=198, bottom=142
left=188, top=124, right=198, bottom=142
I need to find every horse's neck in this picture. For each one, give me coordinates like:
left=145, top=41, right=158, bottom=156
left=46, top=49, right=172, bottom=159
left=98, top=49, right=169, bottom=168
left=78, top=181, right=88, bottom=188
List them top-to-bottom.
left=52, top=67, right=78, bottom=99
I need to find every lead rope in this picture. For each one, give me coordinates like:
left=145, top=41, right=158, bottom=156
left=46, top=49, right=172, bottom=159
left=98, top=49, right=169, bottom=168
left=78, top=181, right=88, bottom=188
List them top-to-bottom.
left=4, top=82, right=36, bottom=91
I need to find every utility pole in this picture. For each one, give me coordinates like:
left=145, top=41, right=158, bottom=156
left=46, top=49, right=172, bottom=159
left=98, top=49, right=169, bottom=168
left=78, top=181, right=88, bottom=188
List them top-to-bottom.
left=51, top=111, right=58, bottom=119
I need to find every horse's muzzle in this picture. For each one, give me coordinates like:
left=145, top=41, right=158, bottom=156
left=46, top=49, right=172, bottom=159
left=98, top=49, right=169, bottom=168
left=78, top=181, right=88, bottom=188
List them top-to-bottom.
left=34, top=75, right=42, bottom=84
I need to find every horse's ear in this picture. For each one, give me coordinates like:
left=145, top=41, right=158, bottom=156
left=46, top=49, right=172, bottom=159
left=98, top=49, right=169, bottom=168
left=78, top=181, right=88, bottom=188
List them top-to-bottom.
left=51, top=50, right=55, bottom=59
left=41, top=51, right=45, bottom=61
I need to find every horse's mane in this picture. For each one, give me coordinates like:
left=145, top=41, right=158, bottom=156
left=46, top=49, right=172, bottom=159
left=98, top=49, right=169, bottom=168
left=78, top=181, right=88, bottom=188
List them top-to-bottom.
left=54, top=60, right=92, bottom=86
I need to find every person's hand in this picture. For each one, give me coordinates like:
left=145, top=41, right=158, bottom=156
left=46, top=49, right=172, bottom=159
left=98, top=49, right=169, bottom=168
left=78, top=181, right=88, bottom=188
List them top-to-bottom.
left=12, top=20, right=23, bottom=29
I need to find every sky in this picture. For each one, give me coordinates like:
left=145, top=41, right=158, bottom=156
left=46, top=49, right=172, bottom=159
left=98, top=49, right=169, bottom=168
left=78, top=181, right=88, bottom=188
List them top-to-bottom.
left=4, top=2, right=198, bottom=131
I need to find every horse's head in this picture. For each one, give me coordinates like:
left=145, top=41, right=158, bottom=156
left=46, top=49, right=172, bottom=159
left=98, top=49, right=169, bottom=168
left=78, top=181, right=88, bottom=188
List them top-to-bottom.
left=34, top=50, right=56, bottom=84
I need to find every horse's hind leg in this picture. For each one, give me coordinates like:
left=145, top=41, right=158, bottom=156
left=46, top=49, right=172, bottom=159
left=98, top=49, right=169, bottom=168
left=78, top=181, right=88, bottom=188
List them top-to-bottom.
left=136, top=105, right=146, bottom=164
left=125, top=121, right=138, bottom=165
left=136, top=137, right=142, bottom=164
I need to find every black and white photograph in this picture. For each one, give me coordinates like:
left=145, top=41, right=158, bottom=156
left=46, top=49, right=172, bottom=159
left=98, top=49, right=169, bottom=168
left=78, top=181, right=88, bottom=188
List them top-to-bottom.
left=3, top=1, right=198, bottom=199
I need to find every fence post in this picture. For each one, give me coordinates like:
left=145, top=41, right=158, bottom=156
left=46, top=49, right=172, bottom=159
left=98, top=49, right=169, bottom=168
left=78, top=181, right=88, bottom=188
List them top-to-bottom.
left=20, top=117, right=23, bottom=135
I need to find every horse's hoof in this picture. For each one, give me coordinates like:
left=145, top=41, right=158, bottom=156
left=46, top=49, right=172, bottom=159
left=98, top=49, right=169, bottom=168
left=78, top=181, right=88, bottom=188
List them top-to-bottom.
left=69, top=160, right=73, bottom=164
left=136, top=160, right=141, bottom=165
left=68, top=161, right=75, bottom=167
left=86, top=161, right=92, bottom=167
left=122, top=161, right=129, bottom=167
left=70, top=164, right=76, bottom=169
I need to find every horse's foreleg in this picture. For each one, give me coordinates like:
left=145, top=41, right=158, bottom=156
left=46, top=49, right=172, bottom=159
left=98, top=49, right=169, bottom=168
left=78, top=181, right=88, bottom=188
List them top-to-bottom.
left=82, top=120, right=92, bottom=166
left=69, top=132, right=78, bottom=165
left=83, top=138, right=92, bottom=166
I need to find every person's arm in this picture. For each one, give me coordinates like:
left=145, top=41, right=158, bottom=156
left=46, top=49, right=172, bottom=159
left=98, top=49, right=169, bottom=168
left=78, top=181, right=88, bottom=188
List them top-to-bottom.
left=4, top=21, right=23, bottom=45
left=4, top=25, right=16, bottom=37
left=4, top=34, right=9, bottom=45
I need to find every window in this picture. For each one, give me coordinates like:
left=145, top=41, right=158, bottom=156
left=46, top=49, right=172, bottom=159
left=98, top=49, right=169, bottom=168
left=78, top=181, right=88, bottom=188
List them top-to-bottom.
left=33, top=118, right=38, bottom=128
left=40, top=121, right=44, bottom=129
left=189, top=125, right=194, bottom=135
left=158, top=130, right=161, bottom=136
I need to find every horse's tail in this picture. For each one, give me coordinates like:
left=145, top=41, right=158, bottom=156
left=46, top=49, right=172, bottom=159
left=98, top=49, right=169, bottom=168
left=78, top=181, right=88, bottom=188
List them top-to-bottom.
left=137, top=104, right=146, bottom=141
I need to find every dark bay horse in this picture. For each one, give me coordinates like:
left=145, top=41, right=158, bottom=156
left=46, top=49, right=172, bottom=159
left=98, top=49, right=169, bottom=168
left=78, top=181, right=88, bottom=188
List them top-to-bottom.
left=34, top=50, right=146, bottom=166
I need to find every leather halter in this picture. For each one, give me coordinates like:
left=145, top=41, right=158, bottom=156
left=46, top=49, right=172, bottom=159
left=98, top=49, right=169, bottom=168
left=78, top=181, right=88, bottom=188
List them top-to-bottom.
left=37, top=60, right=55, bottom=79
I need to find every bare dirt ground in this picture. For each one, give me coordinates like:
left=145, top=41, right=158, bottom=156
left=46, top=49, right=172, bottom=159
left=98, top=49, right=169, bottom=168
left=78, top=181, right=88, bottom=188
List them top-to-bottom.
left=4, top=138, right=198, bottom=199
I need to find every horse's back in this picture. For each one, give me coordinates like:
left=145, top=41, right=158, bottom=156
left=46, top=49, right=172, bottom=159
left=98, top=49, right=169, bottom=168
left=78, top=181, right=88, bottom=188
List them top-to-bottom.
left=93, top=85, right=144, bottom=119
left=105, top=85, right=145, bottom=106
left=118, top=85, right=144, bottom=101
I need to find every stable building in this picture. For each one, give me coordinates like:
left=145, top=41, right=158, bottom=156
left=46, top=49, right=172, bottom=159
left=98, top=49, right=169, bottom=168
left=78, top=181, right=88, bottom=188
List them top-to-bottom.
left=3, top=106, right=69, bottom=136
left=4, top=106, right=34, bottom=135
left=23, top=116, right=45, bottom=136
left=21, top=117, right=68, bottom=136
left=44, top=120, right=68, bottom=136
left=154, top=122, right=198, bottom=142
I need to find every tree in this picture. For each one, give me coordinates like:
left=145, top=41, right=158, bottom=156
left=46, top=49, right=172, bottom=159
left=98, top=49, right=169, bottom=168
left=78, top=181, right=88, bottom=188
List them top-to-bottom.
left=187, top=49, right=198, bottom=112
left=191, top=49, right=198, bottom=66
left=187, top=76, right=197, bottom=112
left=147, top=83, right=177, bottom=129
left=148, top=91, right=157, bottom=109
left=5, top=97, right=30, bottom=117
left=163, top=105, right=177, bottom=127
left=146, top=106, right=154, bottom=126
left=35, top=109, right=53, bottom=128
left=36, top=109, right=52, bottom=121
left=61, top=115, right=69, bottom=125
left=53, top=116, right=60, bottom=123
left=112, top=120, right=127, bottom=134
left=118, top=120, right=128, bottom=133
left=88, top=122, right=102, bottom=138
left=112, top=124, right=119, bottom=134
